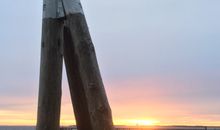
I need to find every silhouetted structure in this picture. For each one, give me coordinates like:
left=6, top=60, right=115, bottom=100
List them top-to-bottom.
left=36, top=0, right=114, bottom=130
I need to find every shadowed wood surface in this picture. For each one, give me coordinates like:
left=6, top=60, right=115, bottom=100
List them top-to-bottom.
left=37, top=1, right=114, bottom=130
left=63, top=13, right=114, bottom=130
left=37, top=18, right=63, bottom=130
left=63, top=26, right=93, bottom=130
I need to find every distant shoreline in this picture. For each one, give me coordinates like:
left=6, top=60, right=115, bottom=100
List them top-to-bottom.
left=1, top=126, right=220, bottom=129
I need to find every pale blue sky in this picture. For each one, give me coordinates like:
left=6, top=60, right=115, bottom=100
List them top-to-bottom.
left=0, top=0, right=220, bottom=125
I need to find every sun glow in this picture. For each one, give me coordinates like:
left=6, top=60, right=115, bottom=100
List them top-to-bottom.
left=114, top=119, right=159, bottom=126
left=135, top=119, right=159, bottom=126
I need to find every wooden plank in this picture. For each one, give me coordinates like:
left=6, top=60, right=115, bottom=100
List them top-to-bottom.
left=37, top=1, right=114, bottom=129
left=63, top=12, right=114, bottom=130
left=36, top=18, right=63, bottom=130
left=63, top=26, right=93, bottom=130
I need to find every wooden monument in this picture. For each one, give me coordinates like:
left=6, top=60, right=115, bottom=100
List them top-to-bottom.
left=36, top=0, right=114, bottom=130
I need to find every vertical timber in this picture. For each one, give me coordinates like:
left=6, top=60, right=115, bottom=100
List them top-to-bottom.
left=36, top=0, right=63, bottom=129
left=37, top=0, right=114, bottom=130
left=63, top=1, right=114, bottom=129
left=36, top=19, right=63, bottom=130
left=63, top=26, right=93, bottom=130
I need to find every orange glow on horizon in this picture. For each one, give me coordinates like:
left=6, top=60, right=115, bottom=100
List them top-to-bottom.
left=1, top=78, right=220, bottom=126
left=1, top=114, right=220, bottom=127
left=1, top=118, right=220, bottom=126
left=113, top=119, right=159, bottom=126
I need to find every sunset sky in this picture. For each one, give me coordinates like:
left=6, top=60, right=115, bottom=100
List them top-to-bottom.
left=0, top=0, right=220, bottom=126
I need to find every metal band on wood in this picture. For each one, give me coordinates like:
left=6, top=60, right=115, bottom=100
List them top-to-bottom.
left=43, top=0, right=84, bottom=19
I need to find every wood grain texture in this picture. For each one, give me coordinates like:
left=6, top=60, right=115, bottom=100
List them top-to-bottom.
left=37, top=2, right=114, bottom=129
left=63, top=13, right=114, bottom=130
left=36, top=18, right=64, bottom=130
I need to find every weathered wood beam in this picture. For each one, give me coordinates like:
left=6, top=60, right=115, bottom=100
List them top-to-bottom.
left=36, top=0, right=64, bottom=130
left=37, top=0, right=114, bottom=130
left=62, top=1, right=114, bottom=130
left=36, top=18, right=63, bottom=130
left=63, top=26, right=93, bottom=130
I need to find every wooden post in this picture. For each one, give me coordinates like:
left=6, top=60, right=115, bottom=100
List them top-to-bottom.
left=36, top=0, right=63, bottom=130
left=37, top=0, right=114, bottom=130
left=62, top=1, right=114, bottom=130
